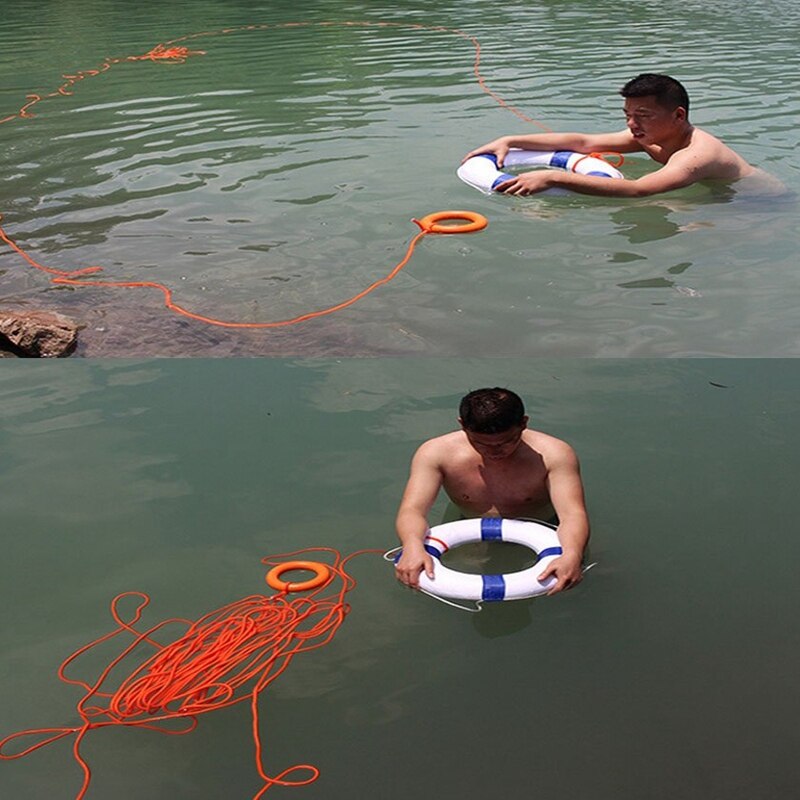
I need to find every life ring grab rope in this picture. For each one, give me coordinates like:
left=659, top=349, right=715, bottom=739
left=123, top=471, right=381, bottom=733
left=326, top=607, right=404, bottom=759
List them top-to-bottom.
left=383, top=547, right=483, bottom=612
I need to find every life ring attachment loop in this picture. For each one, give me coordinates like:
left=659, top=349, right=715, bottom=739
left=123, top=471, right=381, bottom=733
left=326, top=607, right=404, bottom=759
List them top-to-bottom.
left=572, top=151, right=625, bottom=172
left=413, top=210, right=488, bottom=234
left=265, top=560, right=331, bottom=592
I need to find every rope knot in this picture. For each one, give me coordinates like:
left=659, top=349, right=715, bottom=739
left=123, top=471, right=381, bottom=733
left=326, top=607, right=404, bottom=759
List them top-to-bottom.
left=137, top=45, right=205, bottom=63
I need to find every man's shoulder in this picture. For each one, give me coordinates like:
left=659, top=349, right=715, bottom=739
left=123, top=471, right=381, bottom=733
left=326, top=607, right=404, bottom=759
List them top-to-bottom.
left=674, top=126, right=741, bottom=158
left=671, top=127, right=754, bottom=177
left=524, top=429, right=577, bottom=460
left=416, top=430, right=466, bottom=458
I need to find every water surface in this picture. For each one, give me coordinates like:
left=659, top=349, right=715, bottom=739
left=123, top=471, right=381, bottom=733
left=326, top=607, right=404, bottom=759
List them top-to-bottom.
left=1, top=0, right=797, bottom=356
left=1, top=358, right=798, bottom=798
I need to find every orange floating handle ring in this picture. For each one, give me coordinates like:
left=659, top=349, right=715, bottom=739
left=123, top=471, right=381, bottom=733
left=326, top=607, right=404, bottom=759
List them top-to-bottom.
left=413, top=210, right=488, bottom=234
left=265, top=561, right=331, bottom=592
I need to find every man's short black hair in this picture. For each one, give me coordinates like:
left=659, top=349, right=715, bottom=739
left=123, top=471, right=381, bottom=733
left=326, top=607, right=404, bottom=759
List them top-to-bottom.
left=620, top=73, right=690, bottom=114
left=459, top=388, right=525, bottom=433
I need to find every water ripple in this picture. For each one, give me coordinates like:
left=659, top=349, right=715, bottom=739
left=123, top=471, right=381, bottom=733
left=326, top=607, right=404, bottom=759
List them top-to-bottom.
left=0, top=3, right=798, bottom=354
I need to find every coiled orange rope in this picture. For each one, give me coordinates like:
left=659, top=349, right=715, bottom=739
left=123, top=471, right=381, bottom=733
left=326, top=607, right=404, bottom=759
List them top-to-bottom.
left=0, top=21, right=529, bottom=329
left=0, top=548, right=382, bottom=798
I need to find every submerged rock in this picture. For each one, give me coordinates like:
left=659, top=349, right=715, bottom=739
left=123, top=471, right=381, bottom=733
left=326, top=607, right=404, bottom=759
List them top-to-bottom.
left=0, top=309, right=79, bottom=357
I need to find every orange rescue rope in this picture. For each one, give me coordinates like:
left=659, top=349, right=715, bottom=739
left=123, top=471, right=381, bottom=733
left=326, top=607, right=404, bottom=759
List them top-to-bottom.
left=0, top=22, right=527, bottom=329
left=0, top=22, right=548, bottom=130
left=0, top=45, right=205, bottom=125
left=0, top=210, right=486, bottom=329
left=0, top=548, right=383, bottom=798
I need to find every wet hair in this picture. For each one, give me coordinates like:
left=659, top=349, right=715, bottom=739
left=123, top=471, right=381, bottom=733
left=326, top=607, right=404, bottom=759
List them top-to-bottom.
left=620, top=73, right=690, bottom=114
left=459, top=388, right=525, bottom=433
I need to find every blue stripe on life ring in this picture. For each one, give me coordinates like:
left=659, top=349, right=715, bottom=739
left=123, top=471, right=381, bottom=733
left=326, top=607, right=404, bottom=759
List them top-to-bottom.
left=550, top=151, right=573, bottom=170
left=477, top=154, right=516, bottom=189
left=587, top=170, right=610, bottom=177
left=491, top=173, right=515, bottom=190
left=481, top=517, right=503, bottom=540
left=536, top=546, right=563, bottom=560
left=482, top=573, right=506, bottom=601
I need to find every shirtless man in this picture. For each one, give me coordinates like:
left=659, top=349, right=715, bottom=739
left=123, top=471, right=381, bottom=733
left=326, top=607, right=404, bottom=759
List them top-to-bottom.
left=463, top=73, right=756, bottom=197
left=394, top=388, right=589, bottom=595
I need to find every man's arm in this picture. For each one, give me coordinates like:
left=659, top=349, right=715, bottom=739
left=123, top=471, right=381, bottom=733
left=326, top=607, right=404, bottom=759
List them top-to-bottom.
left=463, top=130, right=642, bottom=167
left=495, top=146, right=702, bottom=198
left=394, top=442, right=444, bottom=589
left=539, top=443, right=590, bottom=595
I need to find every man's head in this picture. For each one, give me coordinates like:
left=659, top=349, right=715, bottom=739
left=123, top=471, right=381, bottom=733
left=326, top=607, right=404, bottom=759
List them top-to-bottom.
left=620, top=73, right=689, bottom=114
left=620, top=74, right=690, bottom=144
left=458, top=387, right=528, bottom=461
left=459, top=387, right=525, bottom=432
left=458, top=388, right=528, bottom=460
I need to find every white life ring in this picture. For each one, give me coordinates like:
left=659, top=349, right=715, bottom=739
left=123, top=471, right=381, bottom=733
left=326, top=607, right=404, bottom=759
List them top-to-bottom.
left=457, top=149, right=623, bottom=194
left=396, top=517, right=563, bottom=602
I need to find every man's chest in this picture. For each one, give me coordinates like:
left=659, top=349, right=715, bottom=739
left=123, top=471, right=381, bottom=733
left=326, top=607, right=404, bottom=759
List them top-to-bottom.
left=443, top=461, right=549, bottom=504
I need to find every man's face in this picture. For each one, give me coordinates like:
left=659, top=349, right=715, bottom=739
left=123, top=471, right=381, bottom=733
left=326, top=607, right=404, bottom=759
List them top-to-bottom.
left=623, top=95, right=684, bottom=144
left=462, top=422, right=526, bottom=461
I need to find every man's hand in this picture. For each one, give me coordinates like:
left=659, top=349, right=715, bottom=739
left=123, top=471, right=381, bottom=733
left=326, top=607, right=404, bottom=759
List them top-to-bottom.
left=462, top=136, right=512, bottom=167
left=493, top=170, right=556, bottom=195
left=394, top=544, right=435, bottom=589
left=538, top=552, right=584, bottom=595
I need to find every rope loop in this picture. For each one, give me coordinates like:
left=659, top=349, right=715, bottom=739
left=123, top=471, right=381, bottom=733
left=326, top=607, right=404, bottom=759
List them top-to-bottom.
left=571, top=151, right=625, bottom=172
left=413, top=210, right=489, bottom=234
left=265, top=561, right=331, bottom=592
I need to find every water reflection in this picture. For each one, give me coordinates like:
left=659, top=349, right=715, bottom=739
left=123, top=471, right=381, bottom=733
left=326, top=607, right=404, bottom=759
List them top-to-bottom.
left=612, top=204, right=683, bottom=244
left=472, top=599, right=537, bottom=638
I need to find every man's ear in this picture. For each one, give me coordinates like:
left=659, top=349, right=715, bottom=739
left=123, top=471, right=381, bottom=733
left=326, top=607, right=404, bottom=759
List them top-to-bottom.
left=675, top=106, right=687, bottom=122
left=457, top=417, right=465, bottom=430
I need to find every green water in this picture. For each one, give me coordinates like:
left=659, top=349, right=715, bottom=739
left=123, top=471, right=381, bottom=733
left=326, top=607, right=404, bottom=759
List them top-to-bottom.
left=1, top=0, right=798, bottom=356
left=2, top=0, right=799, bottom=797
left=1, top=359, right=799, bottom=799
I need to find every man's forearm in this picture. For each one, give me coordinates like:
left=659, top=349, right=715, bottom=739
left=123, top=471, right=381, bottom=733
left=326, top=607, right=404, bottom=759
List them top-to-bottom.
left=505, top=132, right=595, bottom=153
left=544, top=171, right=654, bottom=197
left=395, top=507, right=429, bottom=549
left=556, top=513, right=590, bottom=559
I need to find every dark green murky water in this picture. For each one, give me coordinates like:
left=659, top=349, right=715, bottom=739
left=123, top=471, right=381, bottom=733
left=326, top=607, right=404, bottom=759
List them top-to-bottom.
left=1, top=358, right=798, bottom=798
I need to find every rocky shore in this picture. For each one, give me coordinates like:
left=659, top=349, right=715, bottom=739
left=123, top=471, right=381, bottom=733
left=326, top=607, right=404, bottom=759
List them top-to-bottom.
left=0, top=309, right=78, bottom=358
